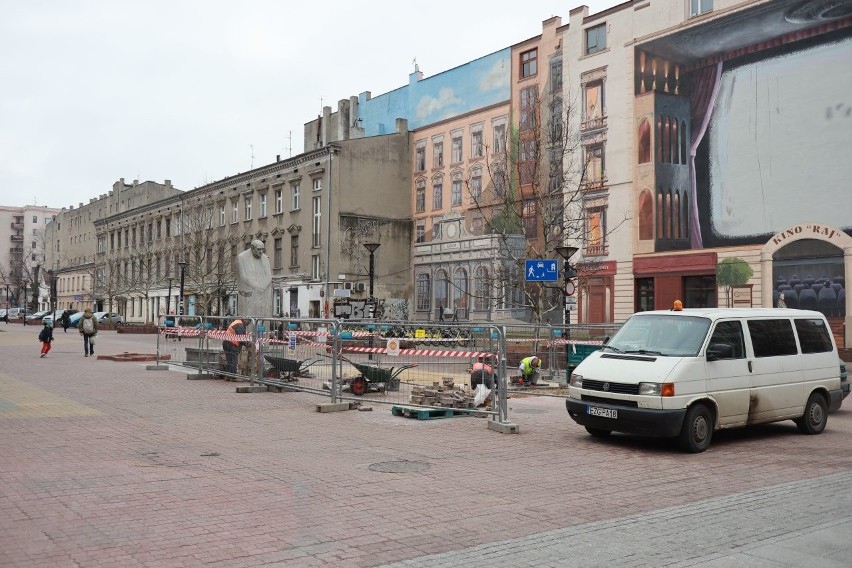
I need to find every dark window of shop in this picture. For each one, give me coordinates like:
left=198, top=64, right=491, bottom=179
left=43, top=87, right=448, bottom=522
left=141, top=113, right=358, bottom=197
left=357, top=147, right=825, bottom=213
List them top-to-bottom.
left=683, top=275, right=716, bottom=308
left=636, top=278, right=654, bottom=312
left=794, top=318, right=833, bottom=354
left=748, top=319, right=798, bottom=357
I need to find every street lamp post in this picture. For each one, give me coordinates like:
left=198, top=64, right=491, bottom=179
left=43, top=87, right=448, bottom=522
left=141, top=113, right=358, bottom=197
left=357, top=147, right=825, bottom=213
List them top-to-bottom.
left=363, top=242, right=380, bottom=360
left=363, top=242, right=380, bottom=300
left=555, top=246, right=579, bottom=380
left=178, top=260, right=187, bottom=316
left=165, top=276, right=175, bottom=319
left=22, top=281, right=29, bottom=326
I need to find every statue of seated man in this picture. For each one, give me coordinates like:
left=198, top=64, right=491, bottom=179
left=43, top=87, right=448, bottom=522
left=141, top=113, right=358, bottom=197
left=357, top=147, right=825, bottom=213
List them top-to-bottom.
left=236, top=239, right=272, bottom=317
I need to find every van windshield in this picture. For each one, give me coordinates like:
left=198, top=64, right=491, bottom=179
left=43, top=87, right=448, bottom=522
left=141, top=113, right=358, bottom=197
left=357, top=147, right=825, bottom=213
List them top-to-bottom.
left=604, top=315, right=711, bottom=357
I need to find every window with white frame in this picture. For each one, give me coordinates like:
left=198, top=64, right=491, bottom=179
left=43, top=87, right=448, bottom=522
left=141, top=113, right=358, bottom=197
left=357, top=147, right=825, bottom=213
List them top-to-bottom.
left=690, top=0, right=712, bottom=17
left=585, top=23, right=606, bottom=55
left=492, top=120, right=506, bottom=153
left=471, top=124, right=483, bottom=158
left=451, top=131, right=463, bottom=163
left=432, top=137, right=443, bottom=168
left=415, top=141, right=426, bottom=172
left=470, top=169, right=482, bottom=201
left=432, top=177, right=443, bottom=210
left=312, top=178, right=321, bottom=192
left=451, top=178, right=462, bottom=206
left=416, top=180, right=426, bottom=213
left=291, top=183, right=300, bottom=210
left=275, top=188, right=283, bottom=213
left=259, top=193, right=267, bottom=218
left=244, top=196, right=252, bottom=221
left=312, top=196, right=321, bottom=247
left=231, top=201, right=238, bottom=223
left=219, top=204, right=226, bottom=226
left=415, top=224, right=425, bottom=243
left=290, top=235, right=298, bottom=267
left=273, top=237, right=282, bottom=268
left=311, top=254, right=320, bottom=280
left=474, top=266, right=489, bottom=311
left=273, top=289, right=281, bottom=316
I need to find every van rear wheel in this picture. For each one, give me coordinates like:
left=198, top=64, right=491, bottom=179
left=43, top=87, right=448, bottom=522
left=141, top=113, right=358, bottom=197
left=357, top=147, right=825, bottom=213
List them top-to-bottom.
left=796, top=392, right=827, bottom=435
left=678, top=403, right=713, bottom=453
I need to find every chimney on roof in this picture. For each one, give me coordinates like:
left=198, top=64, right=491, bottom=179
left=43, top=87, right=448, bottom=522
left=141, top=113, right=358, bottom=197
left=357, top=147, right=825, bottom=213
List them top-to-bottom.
left=276, top=155, right=280, bottom=162
left=133, top=179, right=138, bottom=186
left=165, top=180, right=171, bottom=187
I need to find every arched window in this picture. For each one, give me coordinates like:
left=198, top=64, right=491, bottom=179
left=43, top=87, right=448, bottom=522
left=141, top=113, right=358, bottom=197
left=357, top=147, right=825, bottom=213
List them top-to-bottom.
left=657, top=117, right=664, bottom=162
left=663, top=117, right=671, bottom=163
left=638, top=118, right=651, bottom=163
left=671, top=120, right=679, bottom=165
left=680, top=120, right=688, bottom=164
left=639, top=189, right=654, bottom=240
left=665, top=190, right=672, bottom=239
left=656, top=191, right=664, bottom=239
left=672, top=191, right=680, bottom=239
left=474, top=266, right=489, bottom=311
left=452, top=268, right=468, bottom=313
left=434, top=269, right=449, bottom=313
left=416, top=273, right=431, bottom=312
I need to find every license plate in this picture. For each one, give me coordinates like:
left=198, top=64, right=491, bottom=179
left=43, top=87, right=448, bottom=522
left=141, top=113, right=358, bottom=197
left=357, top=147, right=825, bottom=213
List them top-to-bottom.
left=587, top=405, right=617, bottom=419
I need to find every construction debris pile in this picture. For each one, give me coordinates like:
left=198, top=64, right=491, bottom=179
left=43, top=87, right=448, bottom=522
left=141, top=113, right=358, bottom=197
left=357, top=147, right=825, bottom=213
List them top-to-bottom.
left=409, top=378, right=487, bottom=408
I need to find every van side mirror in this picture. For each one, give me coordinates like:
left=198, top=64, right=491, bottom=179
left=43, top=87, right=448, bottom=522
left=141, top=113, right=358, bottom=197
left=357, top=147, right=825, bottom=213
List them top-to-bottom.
left=706, top=343, right=733, bottom=361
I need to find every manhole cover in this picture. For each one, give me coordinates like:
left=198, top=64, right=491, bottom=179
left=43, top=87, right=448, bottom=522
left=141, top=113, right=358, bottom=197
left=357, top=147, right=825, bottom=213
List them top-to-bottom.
left=512, top=408, right=549, bottom=414
left=368, top=460, right=430, bottom=473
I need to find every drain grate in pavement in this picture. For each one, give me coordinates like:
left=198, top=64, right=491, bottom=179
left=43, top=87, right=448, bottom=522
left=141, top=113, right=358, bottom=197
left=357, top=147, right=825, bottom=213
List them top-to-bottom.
left=512, top=408, right=548, bottom=414
left=369, top=460, right=430, bottom=473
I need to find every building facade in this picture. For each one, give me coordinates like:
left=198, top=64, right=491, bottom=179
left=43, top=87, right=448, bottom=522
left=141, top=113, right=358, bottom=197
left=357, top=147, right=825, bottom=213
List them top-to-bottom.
left=0, top=204, right=60, bottom=310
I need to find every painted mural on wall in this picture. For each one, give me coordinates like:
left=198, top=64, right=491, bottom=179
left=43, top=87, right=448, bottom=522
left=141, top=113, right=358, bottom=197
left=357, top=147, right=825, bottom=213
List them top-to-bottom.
left=695, top=33, right=852, bottom=248
left=357, top=49, right=510, bottom=135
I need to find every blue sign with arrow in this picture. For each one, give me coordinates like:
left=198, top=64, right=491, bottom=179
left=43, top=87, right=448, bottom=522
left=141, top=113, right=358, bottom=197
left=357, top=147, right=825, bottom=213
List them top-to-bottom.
left=525, top=259, right=559, bottom=282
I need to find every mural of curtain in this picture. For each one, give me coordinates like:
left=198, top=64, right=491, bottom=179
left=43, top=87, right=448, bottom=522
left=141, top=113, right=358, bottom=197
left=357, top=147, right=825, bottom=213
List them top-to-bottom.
left=688, top=62, right=722, bottom=249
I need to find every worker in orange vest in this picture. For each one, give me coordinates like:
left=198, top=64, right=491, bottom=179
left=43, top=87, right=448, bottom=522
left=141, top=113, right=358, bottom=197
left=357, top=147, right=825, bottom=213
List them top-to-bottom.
left=223, top=318, right=247, bottom=374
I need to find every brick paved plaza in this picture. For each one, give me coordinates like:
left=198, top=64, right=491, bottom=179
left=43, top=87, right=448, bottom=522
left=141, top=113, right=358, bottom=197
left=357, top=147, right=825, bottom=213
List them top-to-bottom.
left=2, top=325, right=850, bottom=567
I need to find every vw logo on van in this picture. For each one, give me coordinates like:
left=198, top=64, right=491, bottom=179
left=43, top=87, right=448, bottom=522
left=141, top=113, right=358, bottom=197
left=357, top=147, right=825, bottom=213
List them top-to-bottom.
left=603, top=382, right=610, bottom=391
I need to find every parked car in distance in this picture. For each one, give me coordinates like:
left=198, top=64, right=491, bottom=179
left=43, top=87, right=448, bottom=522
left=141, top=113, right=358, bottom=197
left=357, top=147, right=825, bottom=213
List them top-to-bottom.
left=6, top=308, right=23, bottom=319
left=43, top=309, right=78, bottom=327
left=26, top=310, right=51, bottom=322
left=67, top=312, right=84, bottom=328
left=93, top=312, right=123, bottom=325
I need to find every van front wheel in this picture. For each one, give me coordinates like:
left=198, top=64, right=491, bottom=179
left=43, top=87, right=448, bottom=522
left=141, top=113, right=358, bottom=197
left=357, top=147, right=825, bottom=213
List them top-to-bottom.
left=796, top=392, right=827, bottom=435
left=678, top=403, right=713, bottom=453
left=585, top=426, right=611, bottom=438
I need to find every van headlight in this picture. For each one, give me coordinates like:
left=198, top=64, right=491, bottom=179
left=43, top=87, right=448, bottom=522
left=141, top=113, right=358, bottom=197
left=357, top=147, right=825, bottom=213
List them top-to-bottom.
left=569, top=374, right=583, bottom=388
left=639, top=382, right=675, bottom=396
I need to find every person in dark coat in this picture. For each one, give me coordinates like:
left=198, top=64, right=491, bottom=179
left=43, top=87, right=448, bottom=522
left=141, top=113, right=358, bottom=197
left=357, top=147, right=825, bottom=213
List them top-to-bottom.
left=60, top=310, right=71, bottom=332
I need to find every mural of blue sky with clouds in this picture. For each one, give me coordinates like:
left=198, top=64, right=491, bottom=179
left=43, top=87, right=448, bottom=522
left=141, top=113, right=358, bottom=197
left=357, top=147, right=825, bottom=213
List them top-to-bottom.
left=358, top=48, right=511, bottom=135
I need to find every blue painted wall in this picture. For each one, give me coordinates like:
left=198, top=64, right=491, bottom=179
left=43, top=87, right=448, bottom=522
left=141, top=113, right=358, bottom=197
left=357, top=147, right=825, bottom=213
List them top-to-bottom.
left=358, top=48, right=511, bottom=134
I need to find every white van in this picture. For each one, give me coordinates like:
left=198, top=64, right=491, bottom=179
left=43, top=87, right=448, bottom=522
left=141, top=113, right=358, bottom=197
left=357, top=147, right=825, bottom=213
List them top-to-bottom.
left=566, top=307, right=843, bottom=452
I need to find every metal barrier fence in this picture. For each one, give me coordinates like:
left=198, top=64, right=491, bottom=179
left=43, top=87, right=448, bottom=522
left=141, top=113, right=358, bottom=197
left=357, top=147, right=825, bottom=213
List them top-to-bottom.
left=152, top=316, right=512, bottom=425
left=500, top=323, right=621, bottom=390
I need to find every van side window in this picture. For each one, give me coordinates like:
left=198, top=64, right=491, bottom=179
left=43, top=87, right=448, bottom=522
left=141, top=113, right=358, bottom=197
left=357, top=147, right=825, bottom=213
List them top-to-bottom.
left=794, top=318, right=833, bottom=353
left=747, top=319, right=798, bottom=357
left=708, top=321, right=745, bottom=359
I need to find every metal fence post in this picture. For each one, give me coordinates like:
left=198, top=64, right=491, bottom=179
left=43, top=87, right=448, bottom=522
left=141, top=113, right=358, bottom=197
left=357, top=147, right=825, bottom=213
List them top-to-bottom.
left=330, top=322, right=340, bottom=404
left=498, top=325, right=509, bottom=424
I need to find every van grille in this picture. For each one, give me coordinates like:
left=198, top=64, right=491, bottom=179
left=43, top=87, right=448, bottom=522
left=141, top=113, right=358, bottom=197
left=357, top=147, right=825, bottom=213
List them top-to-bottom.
left=582, top=379, right=640, bottom=395
left=582, top=395, right=638, bottom=408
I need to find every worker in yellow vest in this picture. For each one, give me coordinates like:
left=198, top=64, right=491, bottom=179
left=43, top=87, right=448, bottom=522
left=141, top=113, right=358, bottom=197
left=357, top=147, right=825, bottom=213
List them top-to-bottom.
left=518, top=356, right=541, bottom=386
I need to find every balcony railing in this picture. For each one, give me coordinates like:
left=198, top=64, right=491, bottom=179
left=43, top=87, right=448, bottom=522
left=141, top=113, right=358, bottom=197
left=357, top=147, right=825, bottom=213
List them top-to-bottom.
left=580, top=113, right=607, bottom=131
left=581, top=178, right=609, bottom=192
left=10, top=223, right=23, bottom=230
left=10, top=235, right=23, bottom=241
left=584, top=243, right=608, bottom=257
left=10, top=247, right=24, bottom=254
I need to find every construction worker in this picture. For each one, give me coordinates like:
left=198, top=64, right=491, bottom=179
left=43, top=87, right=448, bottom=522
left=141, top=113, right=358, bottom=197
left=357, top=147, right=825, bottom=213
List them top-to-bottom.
left=223, top=318, right=247, bottom=374
left=518, top=355, right=542, bottom=386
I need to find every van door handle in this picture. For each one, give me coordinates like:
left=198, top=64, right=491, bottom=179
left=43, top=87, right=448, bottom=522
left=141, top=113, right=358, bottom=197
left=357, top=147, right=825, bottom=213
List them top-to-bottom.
left=747, top=360, right=753, bottom=373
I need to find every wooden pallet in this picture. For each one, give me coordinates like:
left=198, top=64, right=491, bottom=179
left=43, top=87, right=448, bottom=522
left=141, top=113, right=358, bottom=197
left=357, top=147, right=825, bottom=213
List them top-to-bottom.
left=391, top=405, right=473, bottom=420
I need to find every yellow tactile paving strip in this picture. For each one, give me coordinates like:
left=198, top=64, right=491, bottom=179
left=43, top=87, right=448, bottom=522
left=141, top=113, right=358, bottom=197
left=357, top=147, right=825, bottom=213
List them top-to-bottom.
left=0, top=374, right=101, bottom=419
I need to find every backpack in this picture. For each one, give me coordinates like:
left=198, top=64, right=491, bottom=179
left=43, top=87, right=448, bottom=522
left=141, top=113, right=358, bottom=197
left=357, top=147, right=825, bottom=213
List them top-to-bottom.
left=82, top=317, right=94, bottom=334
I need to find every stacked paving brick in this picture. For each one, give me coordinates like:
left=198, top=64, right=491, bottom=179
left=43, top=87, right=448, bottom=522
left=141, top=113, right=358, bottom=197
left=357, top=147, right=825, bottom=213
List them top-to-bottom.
left=409, top=378, right=474, bottom=408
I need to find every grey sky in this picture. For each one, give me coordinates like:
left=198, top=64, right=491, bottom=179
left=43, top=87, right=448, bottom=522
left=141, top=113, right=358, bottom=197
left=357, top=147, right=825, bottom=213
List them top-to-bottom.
left=1, top=0, right=609, bottom=209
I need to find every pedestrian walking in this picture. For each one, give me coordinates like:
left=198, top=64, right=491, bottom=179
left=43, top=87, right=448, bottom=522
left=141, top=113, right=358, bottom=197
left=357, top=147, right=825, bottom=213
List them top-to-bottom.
left=79, top=308, right=98, bottom=357
left=61, top=310, right=71, bottom=332
left=38, top=321, right=54, bottom=358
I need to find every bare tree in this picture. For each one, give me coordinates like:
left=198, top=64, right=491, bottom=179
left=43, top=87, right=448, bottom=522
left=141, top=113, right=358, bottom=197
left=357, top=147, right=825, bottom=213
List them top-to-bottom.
left=464, top=82, right=625, bottom=323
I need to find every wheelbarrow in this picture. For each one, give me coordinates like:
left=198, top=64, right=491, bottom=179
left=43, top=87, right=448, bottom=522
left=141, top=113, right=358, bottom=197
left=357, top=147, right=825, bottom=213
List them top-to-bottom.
left=263, top=355, right=319, bottom=382
left=339, top=355, right=418, bottom=396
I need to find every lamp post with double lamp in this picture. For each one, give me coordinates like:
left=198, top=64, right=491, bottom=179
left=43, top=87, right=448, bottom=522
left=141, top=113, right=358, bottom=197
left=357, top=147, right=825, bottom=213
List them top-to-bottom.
left=555, top=245, right=579, bottom=377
